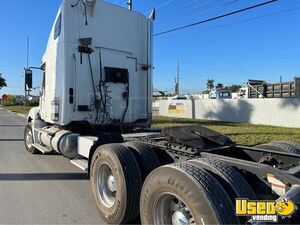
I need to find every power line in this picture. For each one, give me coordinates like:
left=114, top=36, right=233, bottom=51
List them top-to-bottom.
left=144, top=0, right=185, bottom=15
left=146, top=0, right=199, bottom=15
left=151, top=0, right=212, bottom=17
left=152, top=0, right=175, bottom=11
left=154, top=0, right=278, bottom=36
left=158, top=0, right=241, bottom=27
left=165, top=0, right=214, bottom=20
left=175, top=0, right=213, bottom=15
left=190, top=0, right=242, bottom=19
left=223, top=0, right=240, bottom=6
left=197, top=6, right=300, bottom=33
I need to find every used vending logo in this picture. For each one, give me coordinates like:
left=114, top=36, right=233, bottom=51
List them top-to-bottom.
left=235, top=199, right=296, bottom=222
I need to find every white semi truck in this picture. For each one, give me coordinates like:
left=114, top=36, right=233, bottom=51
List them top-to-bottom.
left=24, top=1, right=300, bottom=224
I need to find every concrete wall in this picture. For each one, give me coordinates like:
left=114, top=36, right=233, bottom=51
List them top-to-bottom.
left=157, top=98, right=300, bottom=128
left=159, top=100, right=194, bottom=119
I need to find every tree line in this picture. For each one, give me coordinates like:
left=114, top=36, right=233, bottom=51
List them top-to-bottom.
left=0, top=73, right=7, bottom=89
left=206, top=79, right=242, bottom=93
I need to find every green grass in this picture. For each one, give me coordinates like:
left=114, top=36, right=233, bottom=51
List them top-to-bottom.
left=3, top=105, right=32, bottom=115
left=1, top=106, right=299, bottom=147
left=152, top=116, right=300, bottom=146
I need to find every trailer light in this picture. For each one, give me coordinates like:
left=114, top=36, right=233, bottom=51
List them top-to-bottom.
left=51, top=99, right=59, bottom=121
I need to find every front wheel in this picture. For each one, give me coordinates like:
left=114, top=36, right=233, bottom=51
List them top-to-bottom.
left=24, top=124, right=38, bottom=154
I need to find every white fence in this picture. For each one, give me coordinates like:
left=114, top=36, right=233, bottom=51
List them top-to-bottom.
left=157, top=98, right=300, bottom=128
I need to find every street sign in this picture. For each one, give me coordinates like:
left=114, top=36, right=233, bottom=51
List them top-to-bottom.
left=2, top=94, right=8, bottom=101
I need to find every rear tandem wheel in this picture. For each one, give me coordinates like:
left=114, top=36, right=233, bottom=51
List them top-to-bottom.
left=124, top=141, right=161, bottom=180
left=255, top=141, right=300, bottom=155
left=90, top=143, right=142, bottom=224
left=140, top=162, right=239, bottom=225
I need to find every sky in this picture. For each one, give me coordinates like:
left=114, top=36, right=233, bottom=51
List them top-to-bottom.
left=0, top=0, right=300, bottom=95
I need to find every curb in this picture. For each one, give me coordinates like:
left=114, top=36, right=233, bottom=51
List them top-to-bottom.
left=0, top=107, right=27, bottom=118
left=16, top=113, right=27, bottom=118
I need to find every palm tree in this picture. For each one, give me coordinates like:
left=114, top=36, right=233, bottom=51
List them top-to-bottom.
left=0, top=74, right=7, bottom=89
left=207, top=79, right=215, bottom=91
left=216, top=83, right=224, bottom=89
left=228, top=84, right=242, bottom=92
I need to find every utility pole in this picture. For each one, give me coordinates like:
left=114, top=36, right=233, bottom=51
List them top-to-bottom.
left=127, top=0, right=132, bottom=11
left=25, top=35, right=29, bottom=106
left=26, top=36, right=29, bottom=68
left=175, top=59, right=180, bottom=96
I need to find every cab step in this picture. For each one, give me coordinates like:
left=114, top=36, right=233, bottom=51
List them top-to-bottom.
left=32, top=143, right=52, bottom=154
left=70, top=158, right=88, bottom=171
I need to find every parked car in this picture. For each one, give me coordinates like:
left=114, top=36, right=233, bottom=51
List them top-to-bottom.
left=209, top=90, right=232, bottom=99
left=172, top=95, right=188, bottom=100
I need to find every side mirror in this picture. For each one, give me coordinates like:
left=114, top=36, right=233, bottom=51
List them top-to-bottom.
left=25, top=69, right=32, bottom=90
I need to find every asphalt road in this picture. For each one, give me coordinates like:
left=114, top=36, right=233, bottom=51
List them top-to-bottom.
left=0, top=108, right=104, bottom=224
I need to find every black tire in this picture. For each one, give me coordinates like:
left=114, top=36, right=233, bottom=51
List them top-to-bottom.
left=24, top=124, right=38, bottom=154
left=88, top=133, right=124, bottom=172
left=272, top=140, right=300, bottom=148
left=275, top=140, right=300, bottom=152
left=281, top=140, right=300, bottom=148
left=255, top=141, right=300, bottom=155
left=124, top=142, right=160, bottom=180
left=90, top=144, right=142, bottom=224
left=189, top=158, right=256, bottom=201
left=189, top=158, right=256, bottom=224
left=140, top=163, right=239, bottom=225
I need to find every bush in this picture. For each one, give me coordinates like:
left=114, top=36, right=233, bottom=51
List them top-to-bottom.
left=5, top=95, right=16, bottom=105
left=27, top=101, right=39, bottom=106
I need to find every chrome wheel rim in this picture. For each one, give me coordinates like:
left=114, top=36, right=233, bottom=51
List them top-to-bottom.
left=25, top=128, right=33, bottom=148
left=96, top=163, right=116, bottom=208
left=153, top=192, right=195, bottom=225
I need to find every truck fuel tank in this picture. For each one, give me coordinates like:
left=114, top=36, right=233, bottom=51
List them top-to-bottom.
left=40, top=127, right=79, bottom=159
